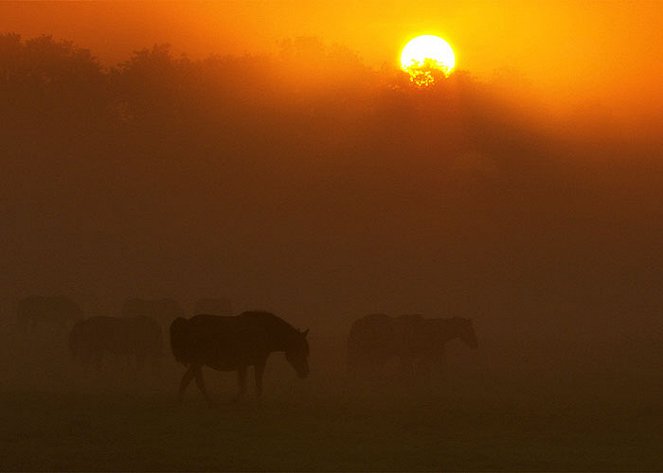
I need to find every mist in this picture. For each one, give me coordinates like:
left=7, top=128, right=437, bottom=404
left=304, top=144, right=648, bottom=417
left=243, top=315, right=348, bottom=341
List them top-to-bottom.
left=1, top=33, right=662, bottom=471
left=3, top=34, right=662, bottom=333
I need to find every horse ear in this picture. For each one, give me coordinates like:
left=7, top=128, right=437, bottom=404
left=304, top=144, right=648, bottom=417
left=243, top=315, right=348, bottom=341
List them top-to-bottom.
left=301, top=329, right=309, bottom=337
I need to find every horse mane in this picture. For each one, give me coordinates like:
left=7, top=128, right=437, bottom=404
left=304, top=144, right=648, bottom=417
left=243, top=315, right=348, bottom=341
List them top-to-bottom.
left=238, top=310, right=300, bottom=336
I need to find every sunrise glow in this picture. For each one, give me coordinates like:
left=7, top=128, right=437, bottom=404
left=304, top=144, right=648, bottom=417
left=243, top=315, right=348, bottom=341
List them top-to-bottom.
left=400, top=35, right=456, bottom=86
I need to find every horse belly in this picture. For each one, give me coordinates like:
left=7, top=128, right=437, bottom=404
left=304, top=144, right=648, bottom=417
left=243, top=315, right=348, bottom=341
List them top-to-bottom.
left=205, top=352, right=266, bottom=371
left=205, top=357, right=240, bottom=371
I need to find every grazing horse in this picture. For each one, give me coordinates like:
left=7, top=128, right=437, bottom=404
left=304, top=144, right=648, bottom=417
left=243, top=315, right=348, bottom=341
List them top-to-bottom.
left=17, top=295, right=83, bottom=335
left=170, top=311, right=309, bottom=405
left=347, top=313, right=478, bottom=380
left=69, top=315, right=162, bottom=373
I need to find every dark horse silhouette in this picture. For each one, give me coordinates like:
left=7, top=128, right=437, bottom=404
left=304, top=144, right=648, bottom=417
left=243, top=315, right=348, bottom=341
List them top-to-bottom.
left=170, top=311, right=309, bottom=405
left=347, top=313, right=478, bottom=380
left=69, top=315, right=162, bottom=373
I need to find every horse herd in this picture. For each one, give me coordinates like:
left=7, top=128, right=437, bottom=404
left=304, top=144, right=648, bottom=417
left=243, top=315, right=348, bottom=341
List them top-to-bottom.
left=15, top=295, right=478, bottom=404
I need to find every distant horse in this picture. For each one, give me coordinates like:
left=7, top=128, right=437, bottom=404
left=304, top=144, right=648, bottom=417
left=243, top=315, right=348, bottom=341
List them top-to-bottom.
left=17, top=295, right=83, bottom=335
left=121, top=298, right=185, bottom=327
left=170, top=311, right=309, bottom=405
left=347, top=313, right=478, bottom=380
left=69, top=315, right=162, bottom=373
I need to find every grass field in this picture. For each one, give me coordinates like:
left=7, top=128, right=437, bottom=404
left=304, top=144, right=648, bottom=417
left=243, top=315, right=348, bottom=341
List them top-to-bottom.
left=1, top=326, right=662, bottom=471
left=2, top=375, right=662, bottom=470
left=2, top=388, right=662, bottom=471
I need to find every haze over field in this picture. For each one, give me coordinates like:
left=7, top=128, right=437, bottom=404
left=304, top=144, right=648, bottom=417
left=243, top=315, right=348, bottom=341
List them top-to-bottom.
left=1, top=2, right=662, bottom=471
left=2, top=32, right=662, bottom=338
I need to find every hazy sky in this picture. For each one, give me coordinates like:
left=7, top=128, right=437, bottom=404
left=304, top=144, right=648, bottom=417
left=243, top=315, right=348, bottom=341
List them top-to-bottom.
left=2, top=1, right=662, bottom=115
left=2, top=1, right=663, bottom=331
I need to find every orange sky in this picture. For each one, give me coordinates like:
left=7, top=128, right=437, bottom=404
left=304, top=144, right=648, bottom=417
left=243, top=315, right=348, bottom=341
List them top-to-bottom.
left=2, top=1, right=662, bottom=117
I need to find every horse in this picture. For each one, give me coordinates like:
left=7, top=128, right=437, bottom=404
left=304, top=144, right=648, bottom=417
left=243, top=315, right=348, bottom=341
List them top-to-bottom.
left=17, top=295, right=83, bottom=335
left=121, top=298, right=185, bottom=328
left=170, top=311, right=309, bottom=405
left=347, top=313, right=477, bottom=381
left=69, top=315, right=162, bottom=374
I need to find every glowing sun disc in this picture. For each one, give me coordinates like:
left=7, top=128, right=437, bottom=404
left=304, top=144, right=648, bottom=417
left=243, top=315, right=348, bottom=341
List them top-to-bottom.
left=401, top=35, right=456, bottom=85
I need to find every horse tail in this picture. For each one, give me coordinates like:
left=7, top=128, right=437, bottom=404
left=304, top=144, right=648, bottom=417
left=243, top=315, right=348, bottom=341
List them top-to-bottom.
left=169, top=317, right=191, bottom=365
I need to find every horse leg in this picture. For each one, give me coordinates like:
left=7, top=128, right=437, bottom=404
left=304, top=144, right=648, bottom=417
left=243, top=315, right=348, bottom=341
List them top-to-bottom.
left=80, top=352, right=91, bottom=379
left=94, top=352, right=103, bottom=374
left=437, top=352, right=448, bottom=383
left=135, top=353, right=146, bottom=372
left=134, top=354, right=146, bottom=384
left=151, top=354, right=161, bottom=379
left=346, top=355, right=361, bottom=382
left=399, top=356, right=415, bottom=381
left=416, top=358, right=433, bottom=389
left=254, top=360, right=266, bottom=398
left=178, top=365, right=195, bottom=403
left=235, top=365, right=247, bottom=401
left=193, top=366, right=214, bottom=407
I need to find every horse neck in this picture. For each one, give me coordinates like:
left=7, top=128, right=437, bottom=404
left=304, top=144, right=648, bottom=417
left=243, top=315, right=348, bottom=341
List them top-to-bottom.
left=266, top=320, right=298, bottom=353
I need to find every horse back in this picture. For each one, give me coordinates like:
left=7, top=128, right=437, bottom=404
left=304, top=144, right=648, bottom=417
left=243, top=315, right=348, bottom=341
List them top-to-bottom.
left=169, top=314, right=272, bottom=368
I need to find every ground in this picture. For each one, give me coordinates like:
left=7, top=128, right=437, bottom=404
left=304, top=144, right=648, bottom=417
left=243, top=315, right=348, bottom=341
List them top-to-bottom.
left=1, top=325, right=662, bottom=471
left=1, top=380, right=662, bottom=471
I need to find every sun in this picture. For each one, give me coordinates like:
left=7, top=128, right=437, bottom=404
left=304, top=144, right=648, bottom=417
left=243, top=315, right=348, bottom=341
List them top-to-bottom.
left=400, top=35, right=456, bottom=86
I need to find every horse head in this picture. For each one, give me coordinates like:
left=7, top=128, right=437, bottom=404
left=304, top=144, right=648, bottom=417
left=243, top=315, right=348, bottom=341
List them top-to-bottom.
left=285, top=329, right=310, bottom=378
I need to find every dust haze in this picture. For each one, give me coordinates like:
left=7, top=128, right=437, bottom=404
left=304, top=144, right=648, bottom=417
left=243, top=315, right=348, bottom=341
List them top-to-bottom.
left=1, top=32, right=662, bottom=471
